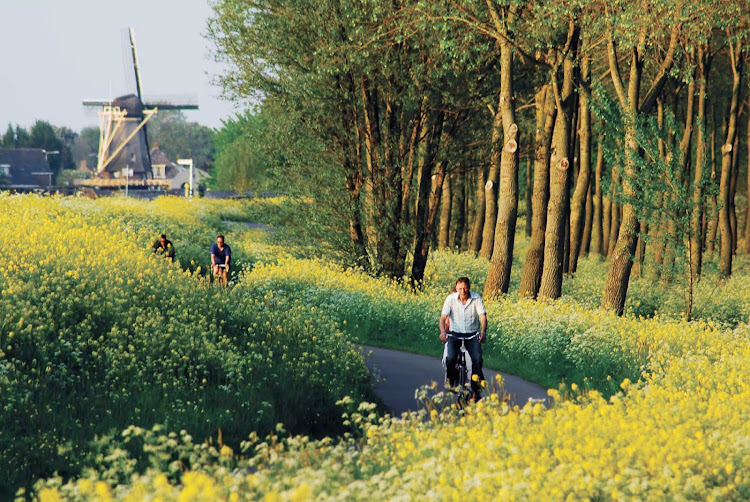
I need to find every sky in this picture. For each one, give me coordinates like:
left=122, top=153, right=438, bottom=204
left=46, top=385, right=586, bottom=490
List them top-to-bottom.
left=0, top=0, right=242, bottom=133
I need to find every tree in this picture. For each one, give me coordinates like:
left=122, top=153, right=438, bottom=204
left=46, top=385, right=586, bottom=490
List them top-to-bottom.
left=209, top=0, right=493, bottom=278
left=593, top=0, right=681, bottom=315
left=538, top=21, right=580, bottom=300
left=717, top=37, right=743, bottom=278
left=212, top=110, right=276, bottom=191
left=147, top=111, right=215, bottom=170
left=30, top=120, right=64, bottom=175
left=2, top=124, right=14, bottom=147
left=14, top=125, right=30, bottom=148
left=54, top=126, right=78, bottom=171
left=72, top=127, right=100, bottom=166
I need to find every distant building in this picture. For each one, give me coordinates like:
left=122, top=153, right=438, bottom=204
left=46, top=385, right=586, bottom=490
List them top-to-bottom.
left=150, top=144, right=210, bottom=192
left=0, top=148, right=53, bottom=191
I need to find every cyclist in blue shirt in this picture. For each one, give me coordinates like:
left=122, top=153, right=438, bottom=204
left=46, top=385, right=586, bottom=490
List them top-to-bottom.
left=210, top=234, right=231, bottom=287
left=440, top=276, right=487, bottom=401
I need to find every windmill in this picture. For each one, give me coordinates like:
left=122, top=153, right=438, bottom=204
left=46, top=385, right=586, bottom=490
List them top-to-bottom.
left=82, top=28, right=198, bottom=181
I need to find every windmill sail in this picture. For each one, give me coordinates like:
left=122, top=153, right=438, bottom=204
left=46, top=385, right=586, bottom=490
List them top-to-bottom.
left=120, top=28, right=152, bottom=171
left=122, top=28, right=142, bottom=98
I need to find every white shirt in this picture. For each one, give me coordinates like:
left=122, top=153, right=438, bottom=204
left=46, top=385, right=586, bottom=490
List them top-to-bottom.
left=441, top=291, right=486, bottom=334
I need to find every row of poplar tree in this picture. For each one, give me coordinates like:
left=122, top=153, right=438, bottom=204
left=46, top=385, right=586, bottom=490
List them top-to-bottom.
left=208, top=0, right=749, bottom=315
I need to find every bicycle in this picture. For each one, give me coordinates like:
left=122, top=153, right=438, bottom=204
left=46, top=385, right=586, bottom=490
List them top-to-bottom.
left=211, top=263, right=230, bottom=287
left=443, top=332, right=480, bottom=404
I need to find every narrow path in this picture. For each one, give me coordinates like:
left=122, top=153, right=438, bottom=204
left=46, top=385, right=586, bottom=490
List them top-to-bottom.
left=360, top=345, right=549, bottom=416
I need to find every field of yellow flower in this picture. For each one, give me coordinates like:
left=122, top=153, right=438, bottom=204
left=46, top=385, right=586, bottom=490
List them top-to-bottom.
left=3, top=193, right=750, bottom=500
left=0, top=194, right=375, bottom=496
left=36, top=314, right=750, bottom=500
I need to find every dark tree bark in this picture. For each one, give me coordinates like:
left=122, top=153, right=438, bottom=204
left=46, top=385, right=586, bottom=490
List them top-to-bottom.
left=411, top=110, right=445, bottom=283
left=450, top=162, right=467, bottom=249
left=438, top=171, right=451, bottom=248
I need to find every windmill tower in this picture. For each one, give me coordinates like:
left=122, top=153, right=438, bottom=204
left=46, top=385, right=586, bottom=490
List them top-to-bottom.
left=82, top=28, right=198, bottom=181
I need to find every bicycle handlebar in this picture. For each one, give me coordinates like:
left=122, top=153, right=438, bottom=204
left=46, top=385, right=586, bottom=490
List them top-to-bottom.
left=446, top=332, right=480, bottom=341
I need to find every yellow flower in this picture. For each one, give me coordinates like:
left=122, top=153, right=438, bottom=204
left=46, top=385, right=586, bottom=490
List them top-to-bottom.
left=38, top=489, right=63, bottom=502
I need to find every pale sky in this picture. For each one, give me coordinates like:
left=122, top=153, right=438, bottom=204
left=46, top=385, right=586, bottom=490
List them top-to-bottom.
left=0, top=0, right=242, bottom=133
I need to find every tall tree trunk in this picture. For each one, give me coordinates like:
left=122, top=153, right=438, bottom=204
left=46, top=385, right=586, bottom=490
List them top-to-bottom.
left=539, top=22, right=579, bottom=300
left=602, top=25, right=679, bottom=314
left=484, top=35, right=519, bottom=299
left=719, top=40, right=742, bottom=278
left=691, top=44, right=711, bottom=278
left=569, top=53, right=592, bottom=273
left=664, top=65, right=697, bottom=281
left=338, top=73, right=369, bottom=269
left=360, top=77, right=400, bottom=276
left=519, top=84, right=556, bottom=298
left=563, top=90, right=580, bottom=276
left=479, top=95, right=504, bottom=259
left=396, top=98, right=426, bottom=269
left=651, top=99, right=668, bottom=276
left=411, top=110, right=445, bottom=283
left=707, top=127, right=719, bottom=254
left=730, top=131, right=740, bottom=254
left=591, top=137, right=605, bottom=258
left=590, top=140, right=604, bottom=257
left=525, top=150, right=533, bottom=237
left=451, top=162, right=467, bottom=249
left=607, top=165, right=621, bottom=257
left=469, top=166, right=486, bottom=254
left=461, top=168, right=471, bottom=250
left=438, top=172, right=451, bottom=248
left=581, top=182, right=594, bottom=257
left=602, top=191, right=611, bottom=258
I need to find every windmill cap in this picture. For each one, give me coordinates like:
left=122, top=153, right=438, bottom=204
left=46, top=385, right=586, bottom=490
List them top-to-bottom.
left=111, top=94, right=144, bottom=116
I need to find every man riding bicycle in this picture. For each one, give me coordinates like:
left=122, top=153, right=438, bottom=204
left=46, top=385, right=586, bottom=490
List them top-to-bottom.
left=151, top=234, right=175, bottom=262
left=210, top=234, right=231, bottom=287
left=440, top=277, right=487, bottom=401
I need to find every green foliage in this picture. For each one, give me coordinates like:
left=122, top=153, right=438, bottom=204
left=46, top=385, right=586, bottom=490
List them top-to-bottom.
left=148, top=111, right=215, bottom=170
left=212, top=111, right=274, bottom=191
left=29, top=120, right=64, bottom=174
left=1, top=123, right=17, bottom=147
left=72, top=126, right=100, bottom=165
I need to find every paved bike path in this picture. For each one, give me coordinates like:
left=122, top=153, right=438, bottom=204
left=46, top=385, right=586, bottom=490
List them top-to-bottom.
left=360, top=345, right=549, bottom=415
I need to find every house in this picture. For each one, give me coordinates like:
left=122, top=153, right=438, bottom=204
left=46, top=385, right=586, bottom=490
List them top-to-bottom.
left=150, top=145, right=211, bottom=192
left=0, top=148, right=53, bottom=191
left=165, top=163, right=211, bottom=192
